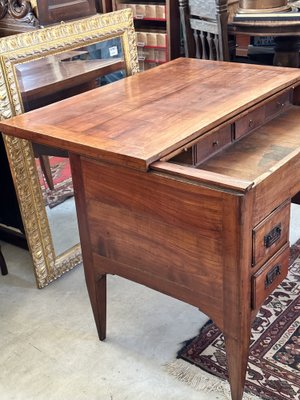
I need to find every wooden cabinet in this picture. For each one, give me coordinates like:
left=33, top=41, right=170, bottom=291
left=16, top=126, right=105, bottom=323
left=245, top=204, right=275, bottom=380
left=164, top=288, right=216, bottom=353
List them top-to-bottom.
left=0, top=0, right=108, bottom=36
left=36, top=0, right=97, bottom=25
left=112, top=0, right=180, bottom=70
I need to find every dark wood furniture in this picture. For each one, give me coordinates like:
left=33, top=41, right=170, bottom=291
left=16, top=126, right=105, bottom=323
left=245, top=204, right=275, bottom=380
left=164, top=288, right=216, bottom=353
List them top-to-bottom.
left=0, top=0, right=108, bottom=36
left=36, top=0, right=97, bottom=26
left=179, top=0, right=233, bottom=60
left=229, top=16, right=300, bottom=67
left=1, top=58, right=300, bottom=400
left=0, top=245, right=8, bottom=275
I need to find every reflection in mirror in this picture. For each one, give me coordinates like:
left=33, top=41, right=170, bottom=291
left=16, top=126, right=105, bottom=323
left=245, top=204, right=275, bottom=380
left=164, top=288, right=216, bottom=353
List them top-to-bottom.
left=0, top=10, right=139, bottom=287
left=14, top=38, right=125, bottom=255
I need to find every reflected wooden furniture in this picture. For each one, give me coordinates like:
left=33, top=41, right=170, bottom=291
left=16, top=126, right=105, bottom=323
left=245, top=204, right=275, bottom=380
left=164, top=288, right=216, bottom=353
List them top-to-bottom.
left=17, top=52, right=124, bottom=111
left=16, top=53, right=124, bottom=189
left=1, top=58, right=300, bottom=400
left=0, top=246, right=8, bottom=275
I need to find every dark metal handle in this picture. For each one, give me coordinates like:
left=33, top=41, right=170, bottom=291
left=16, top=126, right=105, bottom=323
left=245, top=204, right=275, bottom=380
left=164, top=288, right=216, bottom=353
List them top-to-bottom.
left=264, top=224, right=282, bottom=248
left=265, top=264, right=281, bottom=288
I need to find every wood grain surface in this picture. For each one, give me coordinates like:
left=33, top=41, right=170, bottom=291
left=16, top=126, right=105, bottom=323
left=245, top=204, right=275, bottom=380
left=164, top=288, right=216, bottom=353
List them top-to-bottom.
left=1, top=58, right=300, bottom=170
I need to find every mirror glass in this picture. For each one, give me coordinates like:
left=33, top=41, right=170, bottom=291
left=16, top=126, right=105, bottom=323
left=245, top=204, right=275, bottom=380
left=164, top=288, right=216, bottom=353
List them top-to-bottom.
left=0, top=10, right=139, bottom=287
left=14, top=38, right=125, bottom=255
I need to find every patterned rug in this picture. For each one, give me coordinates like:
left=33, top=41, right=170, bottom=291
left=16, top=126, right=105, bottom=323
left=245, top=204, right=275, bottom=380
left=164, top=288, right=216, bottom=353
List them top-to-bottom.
left=36, top=156, right=74, bottom=208
left=166, top=246, right=300, bottom=400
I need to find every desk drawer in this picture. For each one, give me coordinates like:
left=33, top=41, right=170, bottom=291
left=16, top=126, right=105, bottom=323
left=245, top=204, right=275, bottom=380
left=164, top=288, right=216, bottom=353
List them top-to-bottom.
left=234, top=90, right=291, bottom=140
left=265, top=90, right=291, bottom=120
left=235, top=105, right=265, bottom=140
left=170, top=125, right=232, bottom=166
left=195, top=125, right=232, bottom=165
left=252, top=201, right=290, bottom=267
left=252, top=244, right=289, bottom=310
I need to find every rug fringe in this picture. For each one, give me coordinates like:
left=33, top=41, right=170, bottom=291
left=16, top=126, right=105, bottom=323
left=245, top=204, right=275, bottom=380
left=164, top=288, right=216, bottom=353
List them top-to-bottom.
left=164, top=359, right=260, bottom=400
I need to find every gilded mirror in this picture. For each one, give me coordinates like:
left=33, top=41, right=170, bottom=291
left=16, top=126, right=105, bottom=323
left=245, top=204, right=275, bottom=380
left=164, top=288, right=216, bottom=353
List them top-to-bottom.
left=0, top=10, right=139, bottom=288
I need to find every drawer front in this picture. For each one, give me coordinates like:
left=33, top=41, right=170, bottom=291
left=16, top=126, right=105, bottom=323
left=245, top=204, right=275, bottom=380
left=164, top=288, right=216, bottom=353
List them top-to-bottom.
left=265, top=90, right=291, bottom=120
left=235, top=105, right=265, bottom=140
left=195, top=125, right=232, bottom=165
left=252, top=201, right=290, bottom=267
left=252, top=245, right=289, bottom=310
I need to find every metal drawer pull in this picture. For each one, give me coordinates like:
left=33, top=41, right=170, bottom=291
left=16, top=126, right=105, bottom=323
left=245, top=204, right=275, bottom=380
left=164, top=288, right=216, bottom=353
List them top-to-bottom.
left=276, top=101, right=285, bottom=108
left=248, top=119, right=254, bottom=128
left=264, top=224, right=282, bottom=248
left=265, top=264, right=281, bottom=288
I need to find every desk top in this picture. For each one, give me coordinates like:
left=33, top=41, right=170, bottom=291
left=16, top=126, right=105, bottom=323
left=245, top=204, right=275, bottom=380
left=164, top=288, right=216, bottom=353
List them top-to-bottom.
left=1, top=58, right=300, bottom=170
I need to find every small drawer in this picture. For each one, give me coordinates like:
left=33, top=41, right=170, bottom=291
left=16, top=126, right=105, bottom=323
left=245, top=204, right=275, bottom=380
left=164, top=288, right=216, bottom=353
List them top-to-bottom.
left=265, top=90, right=291, bottom=120
left=235, top=105, right=265, bottom=140
left=194, top=125, right=232, bottom=165
left=169, top=146, right=195, bottom=165
left=252, top=200, right=290, bottom=267
left=252, top=244, right=289, bottom=310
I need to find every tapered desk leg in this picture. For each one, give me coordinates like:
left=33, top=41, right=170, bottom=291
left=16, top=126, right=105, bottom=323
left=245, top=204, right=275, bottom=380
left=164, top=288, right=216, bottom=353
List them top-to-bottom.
left=69, top=153, right=107, bottom=341
left=83, top=266, right=107, bottom=341
left=83, top=268, right=107, bottom=341
left=95, top=274, right=107, bottom=341
left=224, top=327, right=251, bottom=400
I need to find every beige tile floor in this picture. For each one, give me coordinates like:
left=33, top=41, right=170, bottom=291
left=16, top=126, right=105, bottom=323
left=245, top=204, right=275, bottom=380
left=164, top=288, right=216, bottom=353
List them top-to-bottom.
left=1, top=204, right=299, bottom=400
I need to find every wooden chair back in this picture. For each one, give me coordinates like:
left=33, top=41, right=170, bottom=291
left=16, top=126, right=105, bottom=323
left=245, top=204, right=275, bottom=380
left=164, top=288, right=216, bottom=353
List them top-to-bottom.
left=179, top=0, right=233, bottom=61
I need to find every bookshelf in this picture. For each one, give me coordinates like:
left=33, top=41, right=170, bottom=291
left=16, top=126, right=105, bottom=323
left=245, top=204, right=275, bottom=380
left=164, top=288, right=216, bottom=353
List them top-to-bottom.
left=112, top=0, right=180, bottom=70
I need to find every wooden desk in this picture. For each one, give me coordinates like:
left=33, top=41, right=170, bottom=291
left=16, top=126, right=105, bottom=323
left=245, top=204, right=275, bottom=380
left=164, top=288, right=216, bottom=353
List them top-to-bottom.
left=1, top=58, right=300, bottom=400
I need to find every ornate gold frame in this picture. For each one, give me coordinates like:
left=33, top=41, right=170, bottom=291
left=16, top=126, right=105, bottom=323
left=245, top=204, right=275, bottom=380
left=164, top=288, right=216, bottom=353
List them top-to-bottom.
left=0, top=10, right=139, bottom=288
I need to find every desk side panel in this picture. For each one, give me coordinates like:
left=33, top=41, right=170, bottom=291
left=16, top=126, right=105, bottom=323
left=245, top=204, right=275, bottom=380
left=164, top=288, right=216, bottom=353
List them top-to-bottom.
left=80, top=157, right=244, bottom=329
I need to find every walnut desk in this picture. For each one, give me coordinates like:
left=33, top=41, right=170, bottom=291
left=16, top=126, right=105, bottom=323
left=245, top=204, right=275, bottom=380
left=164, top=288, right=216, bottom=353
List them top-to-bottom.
left=1, top=58, right=300, bottom=400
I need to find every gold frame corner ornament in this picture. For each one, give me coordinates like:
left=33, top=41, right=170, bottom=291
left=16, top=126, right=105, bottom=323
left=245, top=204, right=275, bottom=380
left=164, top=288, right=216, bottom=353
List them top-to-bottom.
left=0, top=10, right=139, bottom=288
